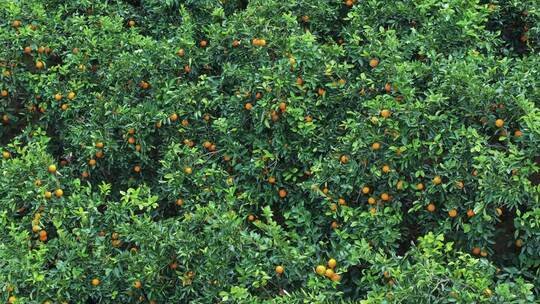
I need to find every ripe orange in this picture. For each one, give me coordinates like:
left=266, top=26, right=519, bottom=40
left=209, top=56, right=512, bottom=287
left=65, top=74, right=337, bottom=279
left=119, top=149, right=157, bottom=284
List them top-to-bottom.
left=12, top=20, right=22, bottom=28
left=128, top=20, right=135, bottom=27
left=232, top=39, right=240, bottom=47
left=200, top=40, right=208, bottom=48
left=177, top=48, right=185, bottom=57
left=369, top=58, right=379, bottom=68
left=296, top=77, right=303, bottom=86
left=318, top=88, right=326, bottom=96
left=1, top=90, right=7, bottom=97
left=67, top=92, right=76, bottom=100
left=54, top=93, right=62, bottom=101
left=279, top=102, right=287, bottom=112
left=60, top=103, right=69, bottom=111
left=244, top=103, right=253, bottom=110
left=380, top=109, right=391, bottom=118
left=170, top=113, right=178, bottom=121
left=305, top=115, right=313, bottom=122
left=495, top=119, right=504, bottom=128
left=514, top=130, right=523, bottom=137
left=128, top=137, right=136, bottom=144
left=95, top=142, right=104, bottom=149
left=371, top=142, right=381, bottom=150
left=3, top=151, right=11, bottom=159
left=340, top=155, right=349, bottom=164
left=88, top=159, right=97, bottom=166
left=48, top=164, right=57, bottom=173
left=133, top=165, right=141, bottom=173
left=382, top=165, right=390, bottom=173
left=184, top=167, right=193, bottom=174
left=432, top=175, right=442, bottom=185
left=268, top=176, right=276, bottom=184
left=396, top=180, right=403, bottom=190
left=456, top=181, right=464, bottom=189
left=416, top=183, right=424, bottom=190
left=361, top=186, right=370, bottom=194
left=55, top=188, right=64, bottom=198
left=278, top=189, right=287, bottom=198
left=44, top=191, right=52, bottom=199
left=380, top=193, right=390, bottom=201
left=368, top=197, right=376, bottom=205
left=176, top=198, right=184, bottom=207
left=338, top=198, right=346, bottom=206
left=427, top=203, right=436, bottom=212
left=496, top=208, right=503, bottom=216
left=448, top=209, right=457, bottom=218
left=466, top=209, right=475, bottom=218
left=247, top=214, right=255, bottom=221
left=330, top=221, right=339, bottom=229
left=39, top=230, right=47, bottom=241
left=515, top=239, right=523, bottom=248
left=472, top=247, right=481, bottom=255
left=327, top=258, right=337, bottom=269
left=275, top=265, right=284, bottom=274
left=316, top=265, right=326, bottom=275
left=325, top=268, right=334, bottom=278
left=331, top=273, right=341, bottom=282
left=91, top=278, right=101, bottom=286
left=134, top=280, right=142, bottom=289
left=8, top=296, right=16, bottom=304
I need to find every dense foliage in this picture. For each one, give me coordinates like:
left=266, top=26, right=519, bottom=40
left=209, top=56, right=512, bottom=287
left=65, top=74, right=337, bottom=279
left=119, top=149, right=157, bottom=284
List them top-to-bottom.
left=1, top=0, right=540, bottom=303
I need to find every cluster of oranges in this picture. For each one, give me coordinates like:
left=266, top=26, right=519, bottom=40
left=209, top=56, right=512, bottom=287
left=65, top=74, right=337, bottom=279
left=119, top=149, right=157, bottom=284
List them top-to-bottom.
left=315, top=258, right=341, bottom=282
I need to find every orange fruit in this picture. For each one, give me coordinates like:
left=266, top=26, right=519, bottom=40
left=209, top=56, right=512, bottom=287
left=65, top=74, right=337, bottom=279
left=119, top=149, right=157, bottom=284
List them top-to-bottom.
left=12, top=20, right=22, bottom=28
left=128, top=20, right=135, bottom=27
left=232, top=39, right=240, bottom=47
left=200, top=40, right=208, bottom=48
left=177, top=48, right=185, bottom=57
left=369, top=58, right=379, bottom=68
left=296, top=77, right=303, bottom=86
left=1, top=90, right=8, bottom=97
left=67, top=92, right=76, bottom=100
left=54, top=93, right=62, bottom=101
left=279, top=102, right=287, bottom=112
left=244, top=103, right=253, bottom=110
left=61, top=104, right=68, bottom=111
left=380, top=109, right=391, bottom=118
left=170, top=113, right=178, bottom=121
left=305, top=115, right=313, bottom=122
left=495, top=119, right=504, bottom=128
left=514, top=130, right=523, bottom=137
left=128, top=137, right=136, bottom=144
left=95, top=142, right=104, bottom=149
left=371, top=142, right=381, bottom=150
left=2, top=151, right=11, bottom=159
left=340, top=155, right=349, bottom=164
left=88, top=159, right=97, bottom=166
left=48, top=164, right=57, bottom=173
left=133, top=165, right=141, bottom=173
left=382, top=165, right=390, bottom=173
left=184, top=167, right=192, bottom=175
left=432, top=175, right=442, bottom=185
left=268, top=176, right=276, bottom=184
left=396, top=180, right=403, bottom=190
left=456, top=181, right=464, bottom=189
left=416, top=183, right=424, bottom=190
left=361, top=186, right=370, bottom=194
left=55, top=188, right=64, bottom=198
left=278, top=189, right=287, bottom=198
left=44, top=191, right=52, bottom=199
left=380, top=193, right=390, bottom=201
left=368, top=197, right=376, bottom=205
left=176, top=198, right=184, bottom=206
left=338, top=198, right=346, bottom=206
left=330, top=203, right=337, bottom=212
left=427, top=203, right=436, bottom=212
left=496, top=208, right=503, bottom=216
left=448, top=209, right=457, bottom=218
left=466, top=209, right=475, bottom=218
left=247, top=214, right=255, bottom=221
left=330, top=221, right=339, bottom=229
left=39, top=230, right=47, bottom=241
left=515, top=239, right=523, bottom=248
left=472, top=247, right=481, bottom=255
left=327, top=258, right=337, bottom=269
left=275, top=265, right=284, bottom=274
left=316, top=265, right=326, bottom=275
left=325, top=268, right=334, bottom=278
left=330, top=273, right=341, bottom=282
left=91, top=278, right=101, bottom=286
left=133, top=280, right=142, bottom=289
left=8, top=296, right=16, bottom=304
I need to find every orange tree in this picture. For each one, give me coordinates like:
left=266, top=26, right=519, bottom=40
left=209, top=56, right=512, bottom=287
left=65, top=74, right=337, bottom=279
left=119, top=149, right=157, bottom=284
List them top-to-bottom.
left=1, top=0, right=540, bottom=303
